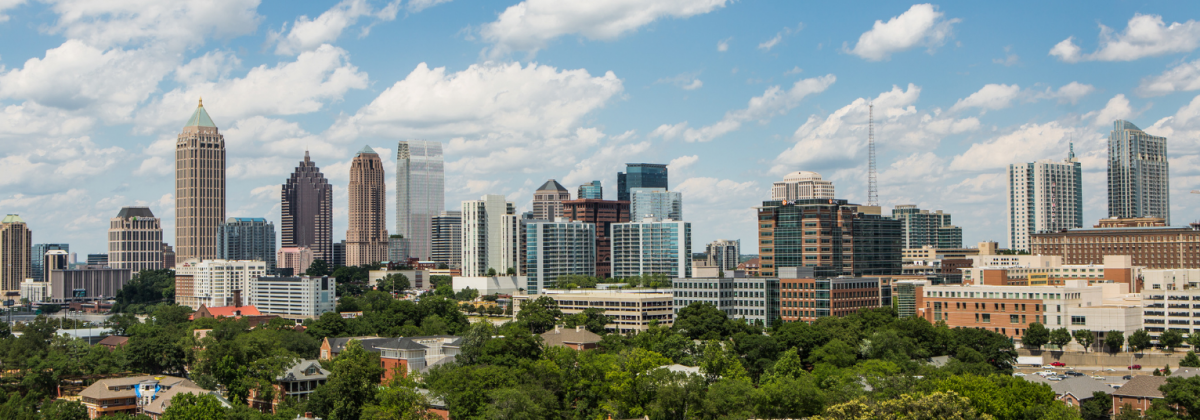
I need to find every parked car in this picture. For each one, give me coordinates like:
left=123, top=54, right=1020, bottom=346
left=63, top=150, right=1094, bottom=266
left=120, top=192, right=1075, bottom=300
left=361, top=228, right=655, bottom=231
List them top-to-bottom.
left=1051, top=362, right=1067, bottom=367
left=1042, top=365, right=1056, bottom=369
left=1129, top=365, right=1142, bottom=370
left=1105, top=368, right=1116, bottom=372
left=1036, top=371, right=1056, bottom=377
left=1065, top=371, right=1084, bottom=377
left=1012, top=372, right=1027, bottom=377
left=1091, top=375, right=1105, bottom=380
left=1122, top=375, right=1134, bottom=380
left=1048, top=376, right=1064, bottom=381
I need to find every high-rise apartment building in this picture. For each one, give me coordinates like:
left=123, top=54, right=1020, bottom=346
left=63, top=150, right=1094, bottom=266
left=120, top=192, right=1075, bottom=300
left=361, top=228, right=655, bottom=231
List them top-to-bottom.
left=176, top=99, right=225, bottom=262
left=1109, top=120, right=1170, bottom=223
left=395, top=141, right=444, bottom=261
left=347, top=146, right=389, bottom=266
left=1007, top=150, right=1083, bottom=251
left=282, top=151, right=332, bottom=262
left=617, top=163, right=668, bottom=202
left=772, top=171, right=835, bottom=201
left=533, top=180, right=571, bottom=221
left=578, top=181, right=603, bottom=200
left=630, top=188, right=682, bottom=221
left=461, top=195, right=518, bottom=277
left=563, top=199, right=631, bottom=278
left=756, top=199, right=902, bottom=278
left=891, top=205, right=962, bottom=249
left=108, top=207, right=164, bottom=274
left=431, top=211, right=462, bottom=268
left=1, top=215, right=32, bottom=292
left=218, top=218, right=277, bottom=272
left=611, top=218, right=692, bottom=279
left=524, top=219, right=596, bottom=294
left=706, top=239, right=740, bottom=271
left=332, top=240, right=346, bottom=268
left=31, top=243, right=68, bottom=285
left=277, top=246, right=314, bottom=275
left=43, top=250, right=69, bottom=282
left=174, top=259, right=268, bottom=310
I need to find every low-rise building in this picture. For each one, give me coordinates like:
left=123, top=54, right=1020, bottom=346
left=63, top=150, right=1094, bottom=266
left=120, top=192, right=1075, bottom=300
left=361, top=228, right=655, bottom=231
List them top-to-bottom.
left=1033, top=218, right=1200, bottom=269
left=277, top=246, right=314, bottom=276
left=962, top=254, right=1140, bottom=292
left=175, top=259, right=268, bottom=310
left=48, top=266, right=132, bottom=303
left=369, top=268, right=432, bottom=291
left=1139, top=269, right=1200, bottom=341
left=671, top=272, right=780, bottom=328
left=779, top=272, right=890, bottom=323
left=247, top=275, right=336, bottom=318
left=453, top=275, right=524, bottom=295
left=19, top=279, right=48, bottom=303
left=513, top=292, right=674, bottom=333
left=542, top=326, right=602, bottom=350
left=96, top=335, right=129, bottom=351
left=319, top=335, right=461, bottom=382
left=249, top=359, right=329, bottom=413
left=80, top=375, right=214, bottom=419
left=1112, top=376, right=1168, bottom=417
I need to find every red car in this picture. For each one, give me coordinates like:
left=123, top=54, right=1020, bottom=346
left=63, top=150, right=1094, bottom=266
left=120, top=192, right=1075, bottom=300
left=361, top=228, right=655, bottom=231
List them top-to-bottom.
left=1050, top=362, right=1066, bottom=367
left=1128, top=365, right=1142, bottom=370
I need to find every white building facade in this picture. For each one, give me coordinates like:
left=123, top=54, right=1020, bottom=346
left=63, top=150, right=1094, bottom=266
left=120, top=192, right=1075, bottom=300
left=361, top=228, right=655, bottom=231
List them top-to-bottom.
left=1006, top=150, right=1083, bottom=251
left=771, top=171, right=835, bottom=201
left=461, top=195, right=519, bottom=277
left=611, top=218, right=692, bottom=279
left=524, top=219, right=596, bottom=294
left=174, top=259, right=267, bottom=310
left=247, top=275, right=336, bottom=317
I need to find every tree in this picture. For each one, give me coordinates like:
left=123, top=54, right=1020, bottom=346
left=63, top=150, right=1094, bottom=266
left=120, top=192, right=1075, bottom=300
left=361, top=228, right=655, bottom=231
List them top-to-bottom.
left=307, top=259, right=333, bottom=277
left=486, top=268, right=497, bottom=276
left=377, top=273, right=410, bottom=294
left=514, top=296, right=562, bottom=334
left=673, top=302, right=731, bottom=341
left=38, top=304, right=61, bottom=314
left=562, top=307, right=611, bottom=335
left=1023, top=323, right=1049, bottom=349
left=1049, top=328, right=1072, bottom=350
left=1073, top=329, right=1095, bottom=352
left=1130, top=329, right=1153, bottom=353
left=1106, top=330, right=1126, bottom=353
left=1161, top=330, right=1186, bottom=352
left=1189, top=332, right=1200, bottom=350
left=808, top=338, right=856, bottom=369
left=308, top=340, right=384, bottom=420
left=698, top=340, right=748, bottom=383
left=1180, top=351, right=1200, bottom=368
left=1159, top=376, right=1200, bottom=420
left=361, top=384, right=443, bottom=420
left=813, top=391, right=991, bottom=420
left=1080, top=391, right=1113, bottom=420
left=162, top=393, right=227, bottom=420
left=38, top=399, right=87, bottom=420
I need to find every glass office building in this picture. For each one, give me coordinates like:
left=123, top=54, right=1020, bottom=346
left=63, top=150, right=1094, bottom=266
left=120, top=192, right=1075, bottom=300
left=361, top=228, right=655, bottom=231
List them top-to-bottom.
left=396, top=141, right=445, bottom=261
left=617, top=163, right=668, bottom=202
left=578, top=180, right=603, bottom=200
left=630, top=188, right=682, bottom=221
left=756, top=199, right=902, bottom=278
left=217, top=218, right=277, bottom=272
left=611, top=219, right=691, bottom=279
left=524, top=220, right=596, bottom=294
left=31, top=243, right=69, bottom=284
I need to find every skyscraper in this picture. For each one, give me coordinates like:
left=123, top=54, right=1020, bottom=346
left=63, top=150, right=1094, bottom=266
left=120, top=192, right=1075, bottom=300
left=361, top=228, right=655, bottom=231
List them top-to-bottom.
left=176, top=99, right=226, bottom=262
left=1109, top=120, right=1170, bottom=223
left=396, top=141, right=444, bottom=262
left=347, top=146, right=389, bottom=266
left=1007, top=149, right=1083, bottom=251
left=282, top=151, right=332, bottom=262
left=617, top=163, right=668, bottom=202
left=772, top=171, right=835, bottom=201
left=533, top=179, right=571, bottom=221
left=578, top=180, right=603, bottom=200
left=630, top=188, right=682, bottom=221
left=461, top=195, right=518, bottom=277
left=562, top=199, right=631, bottom=278
left=756, top=199, right=901, bottom=278
left=891, top=205, right=962, bottom=249
left=108, top=207, right=164, bottom=273
left=431, top=211, right=462, bottom=268
left=1, top=215, right=32, bottom=292
left=218, top=218, right=277, bottom=271
left=525, top=219, right=596, bottom=293
left=611, top=219, right=692, bottom=279
left=706, top=239, right=740, bottom=271
left=30, top=243, right=68, bottom=285
left=42, top=250, right=68, bottom=283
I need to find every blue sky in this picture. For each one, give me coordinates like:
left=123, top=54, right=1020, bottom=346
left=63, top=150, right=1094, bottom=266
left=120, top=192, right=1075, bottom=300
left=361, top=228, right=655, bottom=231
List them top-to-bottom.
left=2, top=0, right=1200, bottom=257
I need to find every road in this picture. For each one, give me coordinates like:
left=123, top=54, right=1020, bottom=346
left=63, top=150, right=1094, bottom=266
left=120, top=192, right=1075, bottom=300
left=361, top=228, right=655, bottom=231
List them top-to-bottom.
left=1, top=311, right=115, bottom=325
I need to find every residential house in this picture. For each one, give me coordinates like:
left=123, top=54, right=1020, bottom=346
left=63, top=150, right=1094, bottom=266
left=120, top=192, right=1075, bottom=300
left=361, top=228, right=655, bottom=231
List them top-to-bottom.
left=96, top=335, right=129, bottom=351
left=319, top=336, right=461, bottom=382
left=249, top=359, right=330, bottom=413
left=80, top=375, right=219, bottom=419
left=1112, top=376, right=1168, bottom=417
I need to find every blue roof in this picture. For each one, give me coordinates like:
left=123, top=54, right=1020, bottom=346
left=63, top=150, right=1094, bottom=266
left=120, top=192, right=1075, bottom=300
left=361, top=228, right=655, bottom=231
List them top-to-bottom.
left=358, top=145, right=377, bottom=155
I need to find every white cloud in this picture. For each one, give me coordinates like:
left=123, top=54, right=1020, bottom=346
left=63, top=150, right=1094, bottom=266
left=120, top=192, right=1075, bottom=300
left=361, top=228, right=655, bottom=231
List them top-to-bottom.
left=0, top=0, right=23, bottom=22
left=44, top=0, right=262, bottom=50
left=268, top=0, right=400, bottom=55
left=406, top=0, right=451, bottom=12
left=481, top=0, right=728, bottom=57
left=847, top=4, right=959, bottom=61
left=1050, top=14, right=1200, bottom=63
left=758, top=33, right=782, bottom=51
left=717, top=37, right=731, bottom=52
left=136, top=45, right=368, bottom=132
left=993, top=46, right=1019, bottom=66
left=174, top=50, right=241, bottom=83
left=1138, top=59, right=1200, bottom=97
left=784, top=66, right=802, bottom=75
left=656, top=72, right=703, bottom=91
left=652, top=74, right=835, bottom=142
left=682, top=79, right=703, bottom=90
left=1036, top=81, right=1096, bottom=105
left=949, top=83, right=1021, bottom=112
left=1084, top=94, right=1134, bottom=127
left=1147, top=94, right=1200, bottom=152
left=0, top=101, right=94, bottom=139
left=948, top=121, right=1080, bottom=171
left=561, top=134, right=651, bottom=186
left=0, top=136, right=125, bottom=192
left=668, top=155, right=699, bottom=172
left=134, top=156, right=171, bottom=176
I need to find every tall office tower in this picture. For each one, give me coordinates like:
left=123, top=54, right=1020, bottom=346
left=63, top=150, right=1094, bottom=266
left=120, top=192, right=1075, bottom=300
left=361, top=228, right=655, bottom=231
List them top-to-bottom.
left=176, top=99, right=226, bottom=262
left=1109, top=120, right=1170, bottom=223
left=396, top=140, right=444, bottom=262
left=346, top=146, right=389, bottom=266
left=1007, top=149, right=1083, bottom=251
left=282, top=151, right=332, bottom=262
left=617, top=163, right=668, bottom=202
left=772, top=171, right=835, bottom=201
left=533, top=179, right=571, bottom=221
left=578, top=180, right=603, bottom=200
left=630, top=188, right=682, bottom=221
left=461, top=195, right=518, bottom=277
left=562, top=199, right=631, bottom=278
left=756, top=199, right=902, bottom=277
left=891, top=205, right=962, bottom=249
left=108, top=207, right=164, bottom=274
left=431, top=211, right=462, bottom=268
left=0, top=215, right=32, bottom=292
left=218, top=218, right=277, bottom=271
left=524, top=219, right=596, bottom=294
left=611, top=219, right=692, bottom=279
left=388, top=235, right=407, bottom=263
left=706, top=239, right=740, bottom=270
left=332, top=240, right=346, bottom=268
left=30, top=243, right=68, bottom=285
left=162, top=243, right=176, bottom=269
left=43, top=250, right=68, bottom=282
left=174, top=259, right=268, bottom=310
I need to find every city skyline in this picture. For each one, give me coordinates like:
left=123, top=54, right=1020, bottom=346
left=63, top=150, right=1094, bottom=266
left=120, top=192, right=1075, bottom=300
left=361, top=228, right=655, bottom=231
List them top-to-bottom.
left=2, top=2, right=1200, bottom=257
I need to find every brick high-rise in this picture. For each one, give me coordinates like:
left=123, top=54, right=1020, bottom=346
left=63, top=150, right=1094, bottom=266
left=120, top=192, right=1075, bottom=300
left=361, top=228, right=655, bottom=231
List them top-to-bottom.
left=175, top=99, right=225, bottom=262
left=346, top=146, right=389, bottom=266
left=282, top=151, right=332, bottom=262
left=562, top=199, right=630, bottom=278
left=0, top=215, right=31, bottom=292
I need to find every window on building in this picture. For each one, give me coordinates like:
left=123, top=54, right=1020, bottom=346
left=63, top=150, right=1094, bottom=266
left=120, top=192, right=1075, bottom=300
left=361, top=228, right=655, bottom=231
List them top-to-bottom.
left=1071, top=316, right=1086, bottom=326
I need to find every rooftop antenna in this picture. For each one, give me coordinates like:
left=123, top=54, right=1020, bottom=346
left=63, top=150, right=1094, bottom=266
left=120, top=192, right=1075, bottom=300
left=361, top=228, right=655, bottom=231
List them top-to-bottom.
left=868, top=103, right=878, bottom=206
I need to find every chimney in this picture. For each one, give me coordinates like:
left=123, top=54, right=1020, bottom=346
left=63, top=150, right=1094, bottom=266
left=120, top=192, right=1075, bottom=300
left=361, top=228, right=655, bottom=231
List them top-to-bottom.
left=233, top=290, right=242, bottom=308
left=555, top=325, right=560, bottom=333
left=576, top=325, right=582, bottom=333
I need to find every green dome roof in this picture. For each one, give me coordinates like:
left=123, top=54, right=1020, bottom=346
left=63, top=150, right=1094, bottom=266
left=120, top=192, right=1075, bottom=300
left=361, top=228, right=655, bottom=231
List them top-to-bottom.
left=184, top=98, right=217, bottom=128
left=2, top=214, right=24, bottom=224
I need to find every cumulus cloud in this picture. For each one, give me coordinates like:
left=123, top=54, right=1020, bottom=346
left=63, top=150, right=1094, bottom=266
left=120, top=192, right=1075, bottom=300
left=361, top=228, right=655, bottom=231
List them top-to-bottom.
left=0, top=0, right=24, bottom=22
left=43, top=0, right=261, bottom=50
left=268, top=0, right=400, bottom=55
left=406, top=0, right=451, bottom=13
left=481, top=0, right=728, bottom=57
left=847, top=4, right=959, bottom=61
left=1051, top=14, right=1200, bottom=63
left=717, top=37, right=731, bottom=52
left=1138, top=59, right=1200, bottom=97
left=656, top=72, right=703, bottom=90
left=651, top=74, right=835, bottom=142
left=1036, top=81, right=1096, bottom=104
left=949, top=83, right=1021, bottom=112
left=1084, top=94, right=1134, bottom=127
left=948, top=121, right=1081, bottom=171
left=561, top=133, right=651, bottom=186
left=0, top=136, right=125, bottom=192
left=669, top=155, right=699, bottom=172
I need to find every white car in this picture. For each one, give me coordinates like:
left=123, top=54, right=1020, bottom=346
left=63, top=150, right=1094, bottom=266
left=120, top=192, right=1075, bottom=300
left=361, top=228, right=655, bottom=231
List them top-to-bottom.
left=1042, top=365, right=1056, bottom=369
left=1036, top=371, right=1056, bottom=377
left=1013, top=372, right=1027, bottom=377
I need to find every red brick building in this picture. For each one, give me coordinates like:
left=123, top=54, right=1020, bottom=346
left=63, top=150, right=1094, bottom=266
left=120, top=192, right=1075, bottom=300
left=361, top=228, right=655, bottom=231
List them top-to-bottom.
left=562, top=199, right=630, bottom=278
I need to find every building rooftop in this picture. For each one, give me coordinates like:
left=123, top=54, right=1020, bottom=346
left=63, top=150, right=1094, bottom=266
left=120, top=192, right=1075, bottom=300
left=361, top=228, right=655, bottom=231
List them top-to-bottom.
left=184, top=99, right=216, bottom=128
left=358, top=145, right=377, bottom=155
left=781, top=171, right=823, bottom=182
left=537, top=179, right=568, bottom=192
left=115, top=207, right=155, bottom=219
left=2, top=214, right=24, bottom=224
left=541, top=327, right=602, bottom=347
left=279, top=359, right=330, bottom=382
left=79, top=375, right=196, bottom=400
left=1112, top=376, right=1167, bottom=399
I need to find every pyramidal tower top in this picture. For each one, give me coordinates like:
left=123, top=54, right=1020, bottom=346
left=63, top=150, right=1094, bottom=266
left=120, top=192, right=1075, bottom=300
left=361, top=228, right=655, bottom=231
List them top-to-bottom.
left=184, top=97, right=218, bottom=129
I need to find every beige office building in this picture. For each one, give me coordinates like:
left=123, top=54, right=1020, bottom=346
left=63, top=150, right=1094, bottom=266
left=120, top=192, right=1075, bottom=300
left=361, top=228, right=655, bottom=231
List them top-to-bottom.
left=176, top=99, right=226, bottom=261
left=346, top=146, right=389, bottom=266
left=771, top=171, right=835, bottom=201
left=533, top=179, right=571, bottom=221
left=109, top=207, right=164, bottom=274
left=0, top=214, right=31, bottom=293
left=512, top=292, right=674, bottom=333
